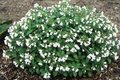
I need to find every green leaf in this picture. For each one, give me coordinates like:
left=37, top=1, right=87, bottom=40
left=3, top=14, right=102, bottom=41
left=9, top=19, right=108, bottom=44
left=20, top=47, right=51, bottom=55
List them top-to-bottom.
left=0, top=20, right=12, bottom=40
left=0, top=21, right=12, bottom=34
left=25, top=29, right=33, bottom=36
left=12, top=53, right=17, bottom=57
left=73, top=54, right=78, bottom=59
left=108, top=58, right=112, bottom=64
left=36, top=67, right=40, bottom=74
left=29, top=68, right=34, bottom=74
left=40, top=69, right=45, bottom=74
left=53, top=71, right=58, bottom=77
left=78, top=71, right=82, bottom=77
left=88, top=71, right=92, bottom=77
left=63, top=72, right=68, bottom=77
left=73, top=72, right=77, bottom=77
left=69, top=73, right=73, bottom=77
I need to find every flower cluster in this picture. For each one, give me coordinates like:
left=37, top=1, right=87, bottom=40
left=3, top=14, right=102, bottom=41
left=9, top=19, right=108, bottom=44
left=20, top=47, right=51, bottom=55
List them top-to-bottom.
left=3, top=0, right=120, bottom=79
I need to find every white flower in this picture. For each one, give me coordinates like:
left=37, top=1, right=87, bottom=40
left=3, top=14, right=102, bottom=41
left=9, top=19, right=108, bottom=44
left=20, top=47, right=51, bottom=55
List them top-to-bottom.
left=34, top=3, right=39, bottom=8
left=93, top=8, right=96, bottom=12
left=26, top=10, right=31, bottom=16
left=38, top=12, right=42, bottom=17
left=60, top=12, right=65, bottom=16
left=85, top=15, right=89, bottom=20
left=57, top=18, right=60, bottom=23
left=81, top=18, right=84, bottom=22
left=69, top=19, right=73, bottom=23
left=76, top=22, right=78, bottom=24
left=93, top=22, right=96, bottom=26
left=21, top=23, right=28, bottom=30
left=52, top=23, right=55, bottom=27
left=41, top=24, right=45, bottom=30
left=8, top=26, right=14, bottom=33
left=114, top=26, right=118, bottom=33
left=9, top=32, right=18, bottom=39
left=19, top=32, right=24, bottom=37
left=49, top=32, right=53, bottom=35
left=54, top=32, right=57, bottom=35
left=46, top=33, right=50, bottom=37
left=74, top=33, right=77, bottom=37
left=57, top=34, right=61, bottom=38
left=63, top=34, right=68, bottom=38
left=108, top=34, right=112, bottom=39
left=4, top=36, right=11, bottom=45
left=94, top=36, right=99, bottom=41
left=65, top=38, right=73, bottom=42
left=26, top=39, right=31, bottom=47
left=77, top=39, right=83, bottom=45
left=43, top=40, right=47, bottom=43
left=16, top=41, right=21, bottom=46
left=112, top=41, right=115, bottom=46
left=53, top=42, right=60, bottom=47
left=84, top=42, right=90, bottom=46
left=7, top=43, right=13, bottom=49
left=40, top=43, right=44, bottom=47
left=48, top=43, right=52, bottom=47
left=74, top=44, right=80, bottom=50
left=61, top=46, right=65, bottom=50
left=66, top=48, right=69, bottom=51
left=70, top=48, right=77, bottom=53
left=39, top=49, right=45, bottom=58
left=82, top=49, right=85, bottom=52
left=2, top=50, right=9, bottom=59
left=102, top=50, right=109, bottom=57
left=44, top=52, right=47, bottom=56
left=95, top=52, right=99, bottom=55
left=24, top=53, right=32, bottom=65
left=25, top=53, right=30, bottom=59
left=20, top=54, right=24, bottom=58
left=87, top=54, right=96, bottom=61
left=58, top=55, right=68, bottom=62
left=115, top=55, right=119, bottom=60
left=58, top=57, right=66, bottom=62
left=96, top=57, right=101, bottom=62
left=25, top=58, right=31, bottom=65
left=20, top=59, right=22, bottom=62
left=43, top=59, right=50, bottom=63
left=47, top=60, right=51, bottom=63
left=13, top=61, right=18, bottom=67
left=38, top=62, right=43, bottom=66
left=83, top=64, right=86, bottom=67
left=104, top=64, right=108, bottom=68
left=20, top=65, right=24, bottom=69
left=33, top=66, right=36, bottom=69
left=49, top=66, right=53, bottom=71
left=55, top=66, right=59, bottom=71
left=60, top=66, right=64, bottom=71
left=65, top=66, right=70, bottom=71
left=92, top=67, right=96, bottom=70
left=101, top=67, right=104, bottom=71
left=72, top=68, right=75, bottom=71
left=75, top=69, right=79, bottom=72
left=43, top=73, right=51, bottom=79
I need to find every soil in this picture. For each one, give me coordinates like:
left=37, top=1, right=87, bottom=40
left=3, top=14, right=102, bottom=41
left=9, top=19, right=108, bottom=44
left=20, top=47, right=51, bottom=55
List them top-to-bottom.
left=0, top=0, right=120, bottom=80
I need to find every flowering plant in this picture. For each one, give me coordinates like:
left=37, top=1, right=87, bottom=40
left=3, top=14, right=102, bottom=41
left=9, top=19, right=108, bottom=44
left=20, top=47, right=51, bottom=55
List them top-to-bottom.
left=3, top=0, right=120, bottom=79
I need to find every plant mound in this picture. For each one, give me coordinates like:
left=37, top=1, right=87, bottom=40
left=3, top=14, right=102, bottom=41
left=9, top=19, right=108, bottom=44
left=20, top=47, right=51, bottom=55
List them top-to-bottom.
left=3, top=0, right=120, bottom=79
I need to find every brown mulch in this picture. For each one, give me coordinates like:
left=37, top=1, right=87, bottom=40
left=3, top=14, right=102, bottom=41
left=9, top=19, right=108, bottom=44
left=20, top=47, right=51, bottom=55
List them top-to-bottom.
left=0, top=0, right=120, bottom=80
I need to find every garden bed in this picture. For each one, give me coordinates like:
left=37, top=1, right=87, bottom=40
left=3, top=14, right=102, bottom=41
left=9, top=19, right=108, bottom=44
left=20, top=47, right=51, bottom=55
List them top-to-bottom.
left=0, top=0, right=120, bottom=80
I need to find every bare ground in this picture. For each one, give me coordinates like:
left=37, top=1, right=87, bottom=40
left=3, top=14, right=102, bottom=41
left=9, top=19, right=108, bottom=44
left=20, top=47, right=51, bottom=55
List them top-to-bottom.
left=0, top=0, right=120, bottom=80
